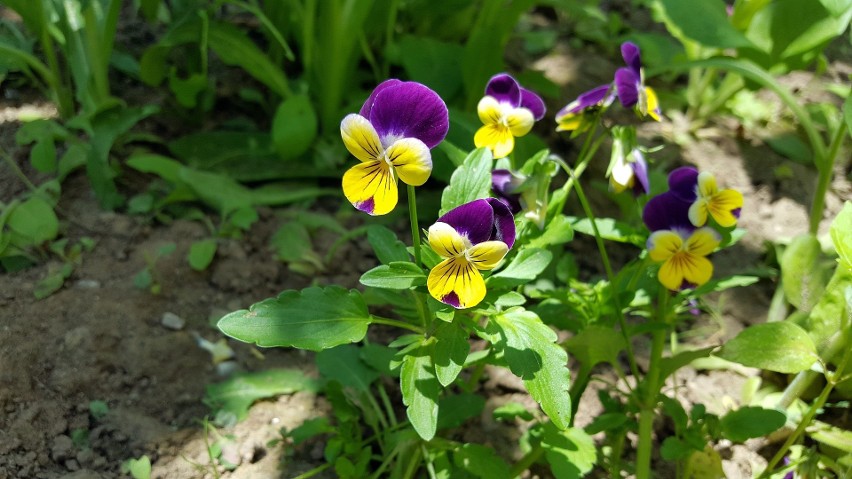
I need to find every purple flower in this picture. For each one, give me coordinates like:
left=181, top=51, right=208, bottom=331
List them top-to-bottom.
left=614, top=42, right=661, bottom=121
left=475, top=73, right=546, bottom=158
left=341, top=80, right=449, bottom=215
left=555, top=84, right=614, bottom=132
left=609, top=126, right=650, bottom=196
left=644, top=166, right=743, bottom=230
left=643, top=168, right=697, bottom=232
left=491, top=169, right=524, bottom=214
left=427, top=198, right=516, bottom=309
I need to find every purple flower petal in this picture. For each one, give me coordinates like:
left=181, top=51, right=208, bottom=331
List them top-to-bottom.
left=621, top=42, right=642, bottom=76
left=615, top=68, right=640, bottom=108
left=485, top=73, right=522, bottom=107
left=359, top=79, right=402, bottom=118
left=368, top=81, right=449, bottom=149
left=556, top=84, right=612, bottom=117
left=520, top=88, right=546, bottom=120
left=630, top=150, right=650, bottom=196
left=667, top=166, right=699, bottom=201
left=492, top=169, right=523, bottom=214
left=643, top=192, right=693, bottom=232
left=486, top=197, right=516, bottom=248
left=438, top=199, right=496, bottom=245
left=442, top=291, right=461, bottom=308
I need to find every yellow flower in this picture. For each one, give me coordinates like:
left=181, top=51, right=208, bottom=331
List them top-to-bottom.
left=688, top=172, right=744, bottom=228
left=648, top=228, right=720, bottom=291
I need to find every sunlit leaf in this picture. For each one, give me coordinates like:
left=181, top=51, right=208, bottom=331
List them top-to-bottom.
left=440, top=147, right=493, bottom=215
left=488, top=248, right=552, bottom=289
left=716, top=322, right=818, bottom=373
left=401, top=346, right=440, bottom=440
left=205, top=369, right=320, bottom=421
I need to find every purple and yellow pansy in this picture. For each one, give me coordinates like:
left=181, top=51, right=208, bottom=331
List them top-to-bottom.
left=614, top=42, right=661, bottom=121
left=474, top=73, right=546, bottom=159
left=341, top=80, right=449, bottom=215
left=555, top=84, right=614, bottom=132
left=608, top=126, right=650, bottom=196
left=643, top=167, right=743, bottom=291
left=427, top=198, right=516, bottom=309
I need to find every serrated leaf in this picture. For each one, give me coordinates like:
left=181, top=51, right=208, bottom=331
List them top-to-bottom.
left=272, top=94, right=317, bottom=160
left=440, top=147, right=493, bottom=215
left=367, top=225, right=410, bottom=264
left=188, top=239, right=217, bottom=271
left=487, top=248, right=552, bottom=289
left=359, top=262, right=426, bottom=289
left=217, top=286, right=372, bottom=351
left=490, top=309, right=571, bottom=429
left=433, top=321, right=470, bottom=387
left=716, top=322, right=818, bottom=373
left=565, top=325, right=626, bottom=368
left=316, top=345, right=379, bottom=392
left=400, top=347, right=440, bottom=441
left=205, top=369, right=320, bottom=421
left=437, top=393, right=485, bottom=429
left=720, top=406, right=786, bottom=442
left=541, top=424, right=597, bottom=479
left=453, top=443, right=512, bottom=479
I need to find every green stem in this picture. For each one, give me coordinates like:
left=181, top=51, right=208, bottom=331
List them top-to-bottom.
left=383, top=0, right=399, bottom=78
left=550, top=111, right=606, bottom=216
left=809, top=123, right=847, bottom=234
left=2, top=151, right=38, bottom=192
left=560, top=160, right=641, bottom=381
left=408, top=184, right=422, bottom=266
left=636, top=290, right=669, bottom=479
left=370, top=316, right=425, bottom=334
left=777, top=327, right=850, bottom=409
left=762, top=340, right=852, bottom=477
left=377, top=382, right=398, bottom=427
left=609, top=430, right=626, bottom=478
left=510, top=444, right=545, bottom=477
left=292, top=464, right=331, bottom=479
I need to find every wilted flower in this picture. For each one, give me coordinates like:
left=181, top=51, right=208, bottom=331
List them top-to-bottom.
left=615, top=42, right=661, bottom=121
left=474, top=73, right=546, bottom=158
left=341, top=80, right=449, bottom=215
left=555, top=84, right=614, bottom=132
left=608, top=126, right=650, bottom=195
left=427, top=198, right=516, bottom=309
left=647, top=227, right=720, bottom=291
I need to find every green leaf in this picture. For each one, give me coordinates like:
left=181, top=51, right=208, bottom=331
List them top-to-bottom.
left=659, top=0, right=753, bottom=48
left=207, top=21, right=290, bottom=98
left=395, top=35, right=464, bottom=100
left=272, top=94, right=317, bottom=160
left=844, top=95, right=852, bottom=137
left=765, top=133, right=813, bottom=164
left=30, top=139, right=56, bottom=173
left=440, top=147, right=493, bottom=215
left=7, top=196, right=59, bottom=246
left=831, top=202, right=852, bottom=273
left=528, top=215, right=574, bottom=248
left=569, top=217, right=645, bottom=246
left=270, top=222, right=313, bottom=263
left=367, top=225, right=410, bottom=264
left=781, top=234, right=831, bottom=311
left=188, top=239, right=217, bottom=271
left=488, top=248, right=552, bottom=289
left=360, top=262, right=426, bottom=289
left=802, top=267, right=852, bottom=348
left=34, top=269, right=67, bottom=299
left=678, top=274, right=762, bottom=298
left=217, top=286, right=373, bottom=351
left=490, top=308, right=571, bottom=429
left=433, top=321, right=470, bottom=387
left=716, top=322, right=818, bottom=373
left=565, top=325, right=626, bottom=369
left=316, top=345, right=379, bottom=392
left=400, top=346, right=440, bottom=441
left=659, top=347, right=715, bottom=382
left=205, top=369, right=320, bottom=421
left=437, top=393, right=485, bottom=429
left=493, top=402, right=534, bottom=421
left=720, top=406, right=786, bottom=442
left=286, top=417, right=333, bottom=445
left=541, top=424, right=597, bottom=479
left=660, top=437, right=694, bottom=461
left=453, top=443, right=512, bottom=479
left=124, top=456, right=151, bottom=479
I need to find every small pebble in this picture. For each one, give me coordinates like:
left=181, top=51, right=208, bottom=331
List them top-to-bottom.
left=73, top=280, right=101, bottom=289
left=160, top=312, right=185, bottom=330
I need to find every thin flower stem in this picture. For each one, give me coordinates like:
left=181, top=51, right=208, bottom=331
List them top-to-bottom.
left=809, top=123, right=847, bottom=234
left=408, top=184, right=422, bottom=266
left=636, top=289, right=669, bottom=479
left=370, top=316, right=425, bottom=334
left=377, top=383, right=398, bottom=427
left=510, top=444, right=545, bottom=476
left=292, top=464, right=331, bottom=479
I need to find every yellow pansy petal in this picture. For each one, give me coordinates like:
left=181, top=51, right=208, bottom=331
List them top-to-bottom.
left=645, top=87, right=661, bottom=121
left=477, top=96, right=502, bottom=125
left=505, top=107, right=534, bottom=137
left=341, top=114, right=382, bottom=163
left=556, top=114, right=583, bottom=132
left=474, top=124, right=515, bottom=159
left=385, top=138, right=432, bottom=186
left=342, top=160, right=398, bottom=215
left=697, top=172, right=719, bottom=198
left=707, top=189, right=744, bottom=228
left=688, top=199, right=709, bottom=227
left=428, top=222, right=468, bottom=258
left=685, top=227, right=720, bottom=256
left=648, top=230, right=683, bottom=262
left=466, top=241, right=508, bottom=270
left=681, top=253, right=713, bottom=287
left=658, top=256, right=686, bottom=291
left=427, top=257, right=486, bottom=309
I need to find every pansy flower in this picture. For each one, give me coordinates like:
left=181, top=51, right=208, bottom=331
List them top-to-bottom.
left=614, top=42, right=661, bottom=121
left=474, top=73, right=546, bottom=159
left=341, top=80, right=449, bottom=215
left=555, top=84, right=614, bottom=132
left=608, top=126, right=650, bottom=196
left=662, top=167, right=744, bottom=228
left=491, top=169, right=524, bottom=214
left=427, top=198, right=516, bottom=309
left=647, top=227, right=721, bottom=291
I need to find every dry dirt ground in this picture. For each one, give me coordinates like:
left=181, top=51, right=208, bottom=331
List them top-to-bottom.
left=1, top=50, right=850, bottom=479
